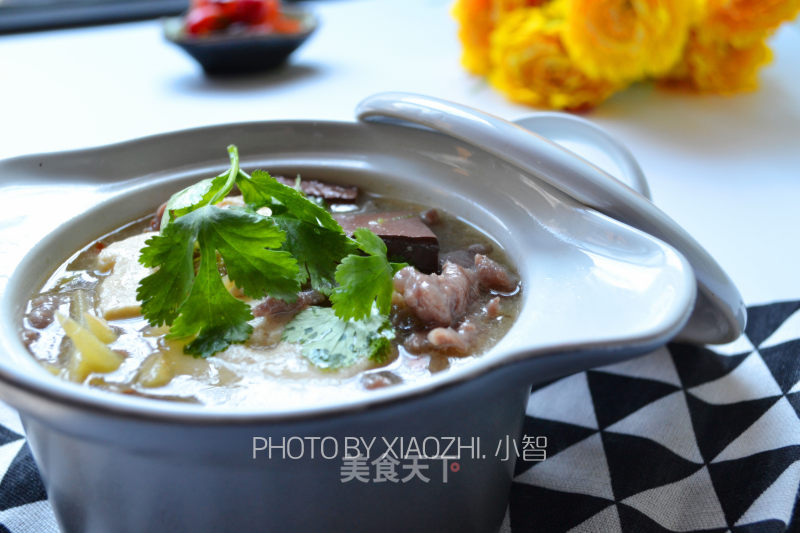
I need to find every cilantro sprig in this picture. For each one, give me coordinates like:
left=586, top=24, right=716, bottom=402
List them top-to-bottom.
left=159, top=145, right=240, bottom=229
left=136, top=146, right=399, bottom=360
left=240, top=170, right=358, bottom=295
left=138, top=205, right=298, bottom=356
left=330, top=229, right=405, bottom=320
left=281, top=306, right=395, bottom=370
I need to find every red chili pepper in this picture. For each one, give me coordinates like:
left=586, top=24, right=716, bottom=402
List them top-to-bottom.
left=186, top=0, right=291, bottom=35
left=210, top=0, right=238, bottom=22
left=233, top=0, right=269, bottom=25
left=260, top=0, right=280, bottom=23
left=185, top=4, right=226, bottom=36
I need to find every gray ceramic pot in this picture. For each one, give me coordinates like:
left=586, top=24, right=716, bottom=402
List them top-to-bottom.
left=0, top=103, right=710, bottom=532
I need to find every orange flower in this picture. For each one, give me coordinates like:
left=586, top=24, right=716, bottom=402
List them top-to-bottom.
left=453, top=0, right=552, bottom=75
left=453, top=0, right=495, bottom=75
left=495, top=0, right=550, bottom=11
left=562, top=0, right=693, bottom=83
left=688, top=0, right=709, bottom=23
left=704, top=0, right=800, bottom=45
left=489, top=8, right=622, bottom=109
left=663, top=29, right=773, bottom=93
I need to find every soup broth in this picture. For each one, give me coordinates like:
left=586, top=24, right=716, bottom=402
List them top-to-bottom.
left=22, top=186, right=521, bottom=409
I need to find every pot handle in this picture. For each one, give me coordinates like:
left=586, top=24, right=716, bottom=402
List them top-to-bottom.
left=355, top=92, right=745, bottom=345
left=356, top=92, right=651, bottom=213
left=511, top=112, right=651, bottom=199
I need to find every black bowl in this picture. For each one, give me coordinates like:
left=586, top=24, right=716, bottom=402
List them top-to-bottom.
left=163, top=7, right=316, bottom=75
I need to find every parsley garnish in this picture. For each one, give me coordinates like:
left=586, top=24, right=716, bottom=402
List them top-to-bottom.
left=160, top=145, right=240, bottom=229
left=137, top=146, right=398, bottom=361
left=238, top=169, right=358, bottom=295
left=138, top=206, right=298, bottom=356
left=274, top=217, right=356, bottom=295
left=330, top=229, right=397, bottom=320
left=281, top=306, right=394, bottom=370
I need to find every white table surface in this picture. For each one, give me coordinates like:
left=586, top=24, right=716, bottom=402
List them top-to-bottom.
left=1, top=0, right=798, bottom=307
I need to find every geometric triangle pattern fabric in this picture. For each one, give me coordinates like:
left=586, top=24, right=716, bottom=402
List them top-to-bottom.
left=506, top=300, right=800, bottom=532
left=745, top=301, right=800, bottom=348
left=3, top=302, right=800, bottom=532
left=759, top=307, right=800, bottom=351
left=708, top=332, right=755, bottom=357
left=760, top=340, right=800, bottom=393
left=669, top=343, right=750, bottom=389
left=596, top=346, right=682, bottom=387
left=688, top=351, right=784, bottom=404
left=586, top=370, right=680, bottom=429
left=527, top=372, right=599, bottom=429
left=605, top=391, right=704, bottom=463
left=787, top=392, right=800, bottom=418
left=685, top=393, right=781, bottom=463
left=711, top=397, right=800, bottom=463
left=0, top=407, right=22, bottom=446
left=514, top=417, right=596, bottom=477
left=0, top=429, right=21, bottom=451
left=601, top=431, right=702, bottom=501
left=514, top=433, right=615, bottom=500
left=0, top=442, right=26, bottom=509
left=0, top=445, right=47, bottom=513
left=708, top=446, right=800, bottom=527
left=734, top=460, right=800, bottom=527
left=620, top=466, right=728, bottom=531
left=623, top=466, right=727, bottom=531
left=508, top=483, right=613, bottom=532
left=0, top=501, right=59, bottom=533
left=617, top=502, right=730, bottom=533
left=567, top=503, right=622, bottom=532
left=731, top=520, right=792, bottom=533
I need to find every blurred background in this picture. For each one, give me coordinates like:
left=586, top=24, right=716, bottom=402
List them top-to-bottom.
left=0, top=0, right=312, bottom=33
left=0, top=0, right=187, bottom=34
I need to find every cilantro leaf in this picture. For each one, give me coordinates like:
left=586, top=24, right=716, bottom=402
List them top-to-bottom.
left=160, top=145, right=240, bottom=228
left=238, top=169, right=355, bottom=294
left=237, top=170, right=341, bottom=232
left=160, top=173, right=228, bottom=229
left=137, top=205, right=300, bottom=357
left=201, top=207, right=300, bottom=302
left=273, top=216, right=357, bottom=295
left=137, top=221, right=197, bottom=327
left=330, top=228, right=395, bottom=320
left=356, top=228, right=388, bottom=256
left=168, top=241, right=253, bottom=357
left=391, top=262, right=409, bottom=275
left=282, top=306, right=395, bottom=370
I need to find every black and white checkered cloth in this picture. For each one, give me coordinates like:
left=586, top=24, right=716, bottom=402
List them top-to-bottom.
left=2, top=300, right=799, bottom=532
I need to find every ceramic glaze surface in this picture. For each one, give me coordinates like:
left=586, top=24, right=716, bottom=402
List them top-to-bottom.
left=0, top=116, right=699, bottom=533
left=0, top=119, right=696, bottom=419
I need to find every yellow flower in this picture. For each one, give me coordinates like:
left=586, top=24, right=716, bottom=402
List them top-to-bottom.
left=453, top=0, right=553, bottom=75
left=453, top=0, right=495, bottom=75
left=495, top=0, right=550, bottom=12
left=562, top=0, right=693, bottom=83
left=689, top=0, right=709, bottom=23
left=703, top=0, right=800, bottom=46
left=489, top=8, right=623, bottom=109
left=662, top=29, right=773, bottom=93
